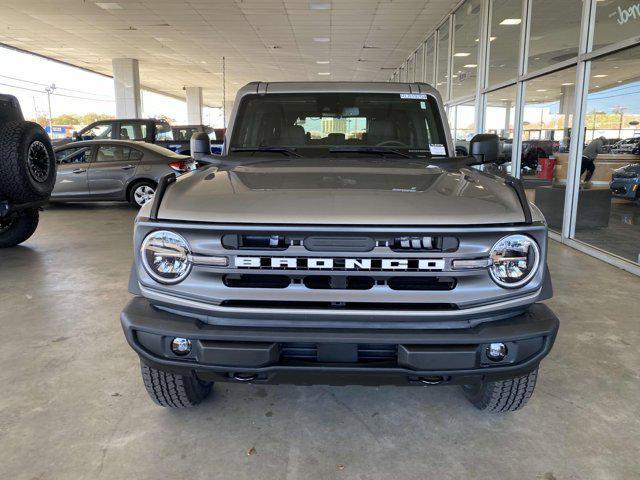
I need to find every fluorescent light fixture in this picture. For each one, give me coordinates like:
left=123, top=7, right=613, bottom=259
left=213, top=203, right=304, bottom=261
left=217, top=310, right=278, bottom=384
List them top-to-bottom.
left=95, top=2, right=122, bottom=9
left=310, top=2, right=331, bottom=9
left=500, top=18, right=521, bottom=25
left=490, top=36, right=497, bottom=41
left=313, top=37, right=330, bottom=42
left=453, top=52, right=470, bottom=57
left=316, top=60, right=330, bottom=64
left=464, top=64, right=477, bottom=68
left=318, top=72, right=331, bottom=75
left=594, top=74, right=608, bottom=78
left=561, top=82, right=574, bottom=86
left=536, top=89, right=547, bottom=92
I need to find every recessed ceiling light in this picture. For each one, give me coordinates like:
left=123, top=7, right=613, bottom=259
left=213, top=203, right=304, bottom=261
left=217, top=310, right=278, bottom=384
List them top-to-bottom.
left=95, top=2, right=122, bottom=9
left=310, top=2, right=331, bottom=10
left=500, top=18, right=521, bottom=25
left=490, top=36, right=497, bottom=41
left=313, top=37, right=330, bottom=42
left=453, top=52, right=470, bottom=57
left=316, top=60, right=330, bottom=64
left=464, top=64, right=477, bottom=68
left=318, top=72, right=331, bottom=75
left=594, top=74, right=608, bottom=78
left=617, top=80, right=623, bottom=83
left=561, top=82, right=574, bottom=86
left=594, top=85, right=600, bottom=88
left=536, top=89, right=547, bottom=92
left=500, top=98, right=508, bottom=101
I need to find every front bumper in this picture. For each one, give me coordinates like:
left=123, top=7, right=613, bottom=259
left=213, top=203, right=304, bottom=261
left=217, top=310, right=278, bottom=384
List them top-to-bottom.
left=610, top=179, right=639, bottom=200
left=121, top=296, right=559, bottom=386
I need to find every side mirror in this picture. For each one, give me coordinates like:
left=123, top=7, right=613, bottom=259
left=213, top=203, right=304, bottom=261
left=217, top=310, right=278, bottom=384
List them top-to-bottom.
left=190, top=131, right=212, bottom=161
left=469, top=133, right=499, bottom=164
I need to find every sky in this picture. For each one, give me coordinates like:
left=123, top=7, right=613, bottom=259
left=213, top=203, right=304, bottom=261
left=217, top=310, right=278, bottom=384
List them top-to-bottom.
left=0, top=45, right=223, bottom=126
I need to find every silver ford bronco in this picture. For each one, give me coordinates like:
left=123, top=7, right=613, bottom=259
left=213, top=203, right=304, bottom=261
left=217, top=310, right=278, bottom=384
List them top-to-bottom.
left=121, top=82, right=558, bottom=412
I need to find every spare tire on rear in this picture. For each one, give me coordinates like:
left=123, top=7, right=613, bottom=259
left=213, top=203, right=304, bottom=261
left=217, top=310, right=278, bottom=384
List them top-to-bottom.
left=0, top=121, right=56, bottom=203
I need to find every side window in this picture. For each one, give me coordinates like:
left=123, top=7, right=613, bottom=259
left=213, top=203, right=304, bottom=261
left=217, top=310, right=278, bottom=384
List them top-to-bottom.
left=81, top=123, right=113, bottom=140
left=119, top=123, right=147, bottom=141
left=155, top=123, right=173, bottom=141
left=95, top=145, right=126, bottom=162
left=55, top=147, right=91, bottom=164
left=129, top=148, right=143, bottom=161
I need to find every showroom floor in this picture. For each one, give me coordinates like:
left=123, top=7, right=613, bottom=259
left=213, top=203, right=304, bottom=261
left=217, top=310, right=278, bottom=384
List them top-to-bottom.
left=1, top=204, right=639, bottom=480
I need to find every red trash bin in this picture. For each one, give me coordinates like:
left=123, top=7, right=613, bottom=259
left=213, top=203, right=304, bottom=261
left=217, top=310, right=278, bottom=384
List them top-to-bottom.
left=537, top=157, right=556, bottom=180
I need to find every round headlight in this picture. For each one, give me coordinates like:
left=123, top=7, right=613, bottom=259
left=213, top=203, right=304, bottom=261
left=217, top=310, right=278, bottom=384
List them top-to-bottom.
left=141, top=230, right=192, bottom=284
left=488, top=234, right=540, bottom=288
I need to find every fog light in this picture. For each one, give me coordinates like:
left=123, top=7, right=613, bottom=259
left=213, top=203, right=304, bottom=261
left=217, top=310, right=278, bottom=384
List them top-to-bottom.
left=171, top=337, right=192, bottom=356
left=486, top=342, right=508, bottom=361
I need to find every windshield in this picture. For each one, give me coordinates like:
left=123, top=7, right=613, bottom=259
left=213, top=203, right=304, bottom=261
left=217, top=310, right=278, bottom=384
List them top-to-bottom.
left=229, top=93, right=448, bottom=158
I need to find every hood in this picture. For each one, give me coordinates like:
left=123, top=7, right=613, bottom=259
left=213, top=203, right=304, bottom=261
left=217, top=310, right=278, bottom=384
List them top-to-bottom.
left=156, top=158, right=526, bottom=225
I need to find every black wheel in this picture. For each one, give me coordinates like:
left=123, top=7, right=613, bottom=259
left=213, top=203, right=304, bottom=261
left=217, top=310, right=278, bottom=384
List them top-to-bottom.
left=0, top=121, right=56, bottom=202
left=128, top=180, right=157, bottom=208
left=0, top=208, right=39, bottom=248
left=140, top=363, right=213, bottom=408
left=461, top=368, right=538, bottom=413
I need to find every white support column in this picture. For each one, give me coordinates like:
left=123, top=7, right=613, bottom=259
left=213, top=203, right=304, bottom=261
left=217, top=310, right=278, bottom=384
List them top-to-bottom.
left=112, top=58, right=141, bottom=118
left=186, top=87, right=203, bottom=125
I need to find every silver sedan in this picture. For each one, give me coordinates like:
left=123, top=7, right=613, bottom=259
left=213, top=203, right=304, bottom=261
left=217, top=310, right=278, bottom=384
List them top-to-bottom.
left=52, top=140, right=195, bottom=207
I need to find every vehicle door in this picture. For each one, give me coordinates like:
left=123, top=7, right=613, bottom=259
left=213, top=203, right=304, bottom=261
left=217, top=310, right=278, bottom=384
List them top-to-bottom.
left=78, top=121, right=116, bottom=141
left=117, top=122, right=148, bottom=142
left=87, top=145, right=142, bottom=198
left=52, top=146, right=93, bottom=198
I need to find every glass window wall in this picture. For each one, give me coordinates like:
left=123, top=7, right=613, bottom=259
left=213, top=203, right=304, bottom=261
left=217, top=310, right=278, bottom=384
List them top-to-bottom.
left=451, top=0, right=481, bottom=99
left=487, top=0, right=523, bottom=86
left=527, top=0, right=582, bottom=73
left=593, top=1, right=640, bottom=51
left=436, top=23, right=450, bottom=99
left=425, top=36, right=435, bottom=85
left=415, top=43, right=424, bottom=83
left=574, top=45, right=640, bottom=265
left=520, top=67, right=577, bottom=233
left=485, top=85, right=518, bottom=168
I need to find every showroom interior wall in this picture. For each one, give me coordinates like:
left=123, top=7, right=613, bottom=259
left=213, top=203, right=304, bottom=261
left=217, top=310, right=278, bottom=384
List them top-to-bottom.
left=391, top=0, right=640, bottom=276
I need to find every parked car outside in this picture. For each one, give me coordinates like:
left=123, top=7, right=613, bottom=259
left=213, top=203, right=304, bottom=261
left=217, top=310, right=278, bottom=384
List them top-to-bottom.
left=610, top=137, right=640, bottom=154
left=52, top=140, right=195, bottom=207
left=610, top=163, right=640, bottom=201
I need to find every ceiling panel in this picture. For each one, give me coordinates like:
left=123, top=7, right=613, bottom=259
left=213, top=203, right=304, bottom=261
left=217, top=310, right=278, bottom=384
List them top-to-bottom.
left=0, top=0, right=457, bottom=106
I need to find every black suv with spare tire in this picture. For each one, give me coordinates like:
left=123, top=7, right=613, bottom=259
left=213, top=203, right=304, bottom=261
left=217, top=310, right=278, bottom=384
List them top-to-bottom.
left=0, top=94, right=56, bottom=247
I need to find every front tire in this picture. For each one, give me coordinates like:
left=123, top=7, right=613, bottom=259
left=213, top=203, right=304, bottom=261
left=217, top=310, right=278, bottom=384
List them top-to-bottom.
left=0, top=208, right=39, bottom=247
left=140, top=363, right=213, bottom=408
left=462, top=368, right=538, bottom=413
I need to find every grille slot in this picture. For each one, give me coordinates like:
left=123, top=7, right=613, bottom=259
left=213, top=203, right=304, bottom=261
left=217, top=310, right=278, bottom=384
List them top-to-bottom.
left=223, top=274, right=290, bottom=289
left=303, top=275, right=375, bottom=290
left=387, top=277, right=456, bottom=291
left=220, top=300, right=458, bottom=311
left=280, top=343, right=397, bottom=363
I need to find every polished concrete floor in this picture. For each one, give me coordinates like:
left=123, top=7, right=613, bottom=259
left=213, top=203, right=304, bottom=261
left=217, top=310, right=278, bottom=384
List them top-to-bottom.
left=1, top=203, right=639, bottom=480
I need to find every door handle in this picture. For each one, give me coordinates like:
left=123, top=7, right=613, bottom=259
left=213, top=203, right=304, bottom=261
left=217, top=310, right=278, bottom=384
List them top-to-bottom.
left=121, top=164, right=135, bottom=170
left=72, top=168, right=86, bottom=174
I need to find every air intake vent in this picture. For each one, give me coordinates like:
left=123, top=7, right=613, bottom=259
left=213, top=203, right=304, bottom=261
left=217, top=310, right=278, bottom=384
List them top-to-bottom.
left=222, top=234, right=287, bottom=250
left=392, top=236, right=459, bottom=252
left=223, top=274, right=290, bottom=289
left=387, top=277, right=456, bottom=291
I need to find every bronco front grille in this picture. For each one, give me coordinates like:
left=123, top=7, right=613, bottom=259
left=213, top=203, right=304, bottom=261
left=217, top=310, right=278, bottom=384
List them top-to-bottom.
left=220, top=300, right=458, bottom=311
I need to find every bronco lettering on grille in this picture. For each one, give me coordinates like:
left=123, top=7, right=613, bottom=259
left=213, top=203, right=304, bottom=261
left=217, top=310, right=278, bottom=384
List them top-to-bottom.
left=234, top=257, right=445, bottom=271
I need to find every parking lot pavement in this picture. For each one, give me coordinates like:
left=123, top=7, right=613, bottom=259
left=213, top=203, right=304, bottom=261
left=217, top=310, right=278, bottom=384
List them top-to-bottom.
left=1, top=204, right=639, bottom=480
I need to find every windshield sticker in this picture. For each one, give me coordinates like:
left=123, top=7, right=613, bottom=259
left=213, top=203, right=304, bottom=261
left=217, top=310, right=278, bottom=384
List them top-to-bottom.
left=400, top=93, right=428, bottom=100
left=420, top=101, right=426, bottom=109
left=429, top=144, right=447, bottom=155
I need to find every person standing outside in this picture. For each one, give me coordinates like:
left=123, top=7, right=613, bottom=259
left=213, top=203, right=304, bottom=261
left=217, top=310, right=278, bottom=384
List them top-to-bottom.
left=581, top=136, right=606, bottom=182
